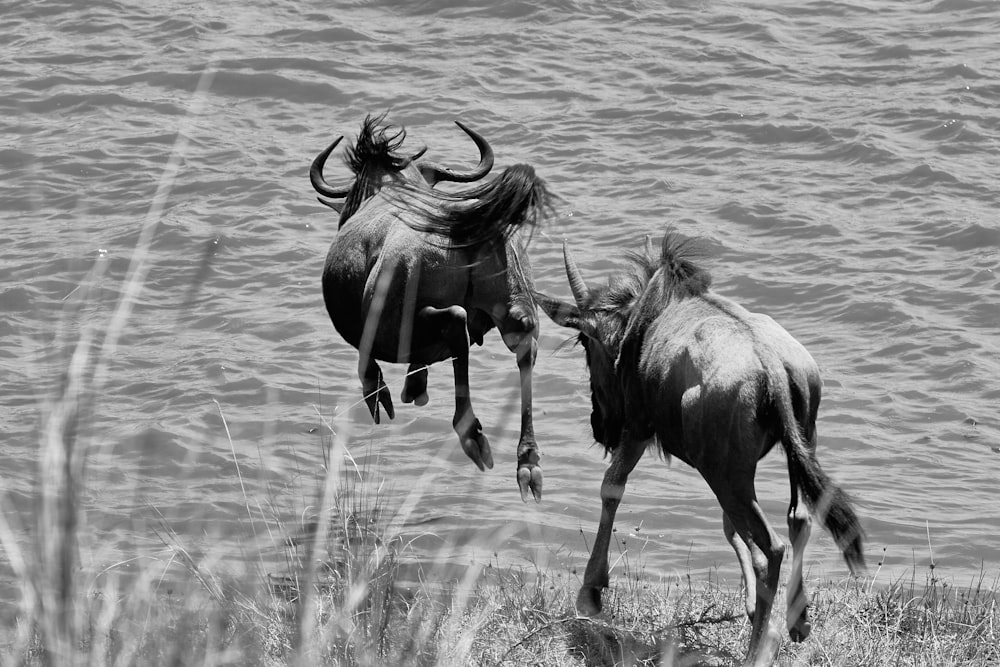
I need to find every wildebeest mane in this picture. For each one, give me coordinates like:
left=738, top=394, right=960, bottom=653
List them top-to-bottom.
left=340, top=114, right=413, bottom=221
left=344, top=114, right=411, bottom=176
left=393, top=164, right=556, bottom=251
left=589, top=230, right=712, bottom=318
left=620, top=230, right=713, bottom=345
left=652, top=230, right=712, bottom=299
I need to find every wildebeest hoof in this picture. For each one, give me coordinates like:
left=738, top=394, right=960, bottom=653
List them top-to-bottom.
left=401, top=368, right=429, bottom=406
left=364, top=384, right=394, bottom=423
left=401, top=388, right=429, bottom=406
left=458, top=420, right=493, bottom=471
left=517, top=465, right=543, bottom=503
left=575, top=586, right=603, bottom=617
left=788, top=617, right=811, bottom=643
left=745, top=629, right=782, bottom=667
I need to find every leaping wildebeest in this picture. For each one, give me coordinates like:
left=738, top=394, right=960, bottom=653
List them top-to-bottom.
left=310, top=115, right=553, bottom=502
left=534, top=230, right=865, bottom=664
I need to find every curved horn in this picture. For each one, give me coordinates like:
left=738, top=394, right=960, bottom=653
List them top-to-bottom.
left=419, top=120, right=495, bottom=186
left=309, top=136, right=353, bottom=199
left=401, top=145, right=428, bottom=168
left=563, top=242, right=590, bottom=307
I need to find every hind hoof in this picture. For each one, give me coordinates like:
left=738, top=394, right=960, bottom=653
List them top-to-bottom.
left=457, top=420, right=493, bottom=471
left=576, top=585, right=603, bottom=617
left=789, top=618, right=811, bottom=643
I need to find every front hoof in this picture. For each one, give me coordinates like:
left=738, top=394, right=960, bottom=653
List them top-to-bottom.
left=364, top=386, right=394, bottom=423
left=458, top=420, right=493, bottom=471
left=517, top=465, right=543, bottom=503
left=575, top=586, right=603, bottom=617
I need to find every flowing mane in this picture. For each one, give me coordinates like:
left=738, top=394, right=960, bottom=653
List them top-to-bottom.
left=344, top=113, right=411, bottom=176
left=340, top=114, right=413, bottom=221
left=392, top=164, right=554, bottom=250
left=589, top=229, right=712, bottom=317
left=652, top=230, right=712, bottom=299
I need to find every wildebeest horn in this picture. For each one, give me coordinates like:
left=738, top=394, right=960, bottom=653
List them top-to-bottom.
left=418, top=121, right=494, bottom=186
left=310, top=136, right=353, bottom=199
left=401, top=145, right=428, bottom=168
left=411, top=146, right=428, bottom=161
left=563, top=242, right=589, bottom=307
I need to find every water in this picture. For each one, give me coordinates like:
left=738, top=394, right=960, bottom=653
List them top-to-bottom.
left=3, top=0, right=999, bottom=608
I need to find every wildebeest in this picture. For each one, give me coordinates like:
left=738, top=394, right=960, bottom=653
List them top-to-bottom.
left=310, top=115, right=553, bottom=502
left=534, top=230, right=865, bottom=664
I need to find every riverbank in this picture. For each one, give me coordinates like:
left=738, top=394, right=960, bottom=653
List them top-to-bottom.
left=5, top=485, right=997, bottom=666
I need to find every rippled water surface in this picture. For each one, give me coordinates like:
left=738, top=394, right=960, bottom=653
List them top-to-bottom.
left=3, top=0, right=999, bottom=605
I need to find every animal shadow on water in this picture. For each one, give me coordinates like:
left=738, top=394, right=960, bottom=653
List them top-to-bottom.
left=310, top=113, right=555, bottom=502
left=534, top=229, right=866, bottom=666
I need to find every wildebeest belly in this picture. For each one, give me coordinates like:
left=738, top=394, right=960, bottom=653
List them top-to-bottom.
left=322, top=241, right=370, bottom=350
left=358, top=243, right=475, bottom=364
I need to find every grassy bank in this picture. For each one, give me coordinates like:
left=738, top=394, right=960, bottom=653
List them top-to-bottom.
left=3, top=457, right=998, bottom=667
left=4, top=541, right=999, bottom=667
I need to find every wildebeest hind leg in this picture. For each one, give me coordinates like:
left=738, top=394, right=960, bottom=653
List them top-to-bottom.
left=415, top=306, right=493, bottom=471
left=501, top=319, right=542, bottom=503
left=359, top=357, right=394, bottom=423
left=401, top=364, right=429, bottom=406
left=712, top=487, right=785, bottom=666
left=786, top=498, right=812, bottom=642
left=724, top=512, right=757, bottom=620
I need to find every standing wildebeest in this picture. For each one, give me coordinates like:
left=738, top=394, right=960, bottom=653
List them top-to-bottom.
left=310, top=115, right=553, bottom=502
left=534, top=230, right=865, bottom=664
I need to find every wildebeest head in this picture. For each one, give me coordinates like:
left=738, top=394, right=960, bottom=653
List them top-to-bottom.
left=310, top=113, right=494, bottom=225
left=535, top=233, right=711, bottom=449
left=534, top=244, right=632, bottom=448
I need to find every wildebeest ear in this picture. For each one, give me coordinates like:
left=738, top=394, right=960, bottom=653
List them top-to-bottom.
left=532, top=291, right=582, bottom=329
left=532, top=291, right=602, bottom=340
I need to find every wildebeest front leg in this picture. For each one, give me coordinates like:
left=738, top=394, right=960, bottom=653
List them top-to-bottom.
left=415, top=305, right=493, bottom=471
left=359, top=357, right=394, bottom=423
left=577, top=438, right=645, bottom=616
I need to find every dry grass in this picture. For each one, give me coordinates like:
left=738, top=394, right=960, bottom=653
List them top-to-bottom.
left=6, top=419, right=999, bottom=667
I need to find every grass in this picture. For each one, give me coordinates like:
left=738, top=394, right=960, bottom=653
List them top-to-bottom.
left=4, top=70, right=999, bottom=666
left=4, top=466, right=1000, bottom=667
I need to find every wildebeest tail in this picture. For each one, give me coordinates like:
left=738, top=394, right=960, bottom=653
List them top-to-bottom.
left=406, top=164, right=555, bottom=248
left=772, top=373, right=866, bottom=575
